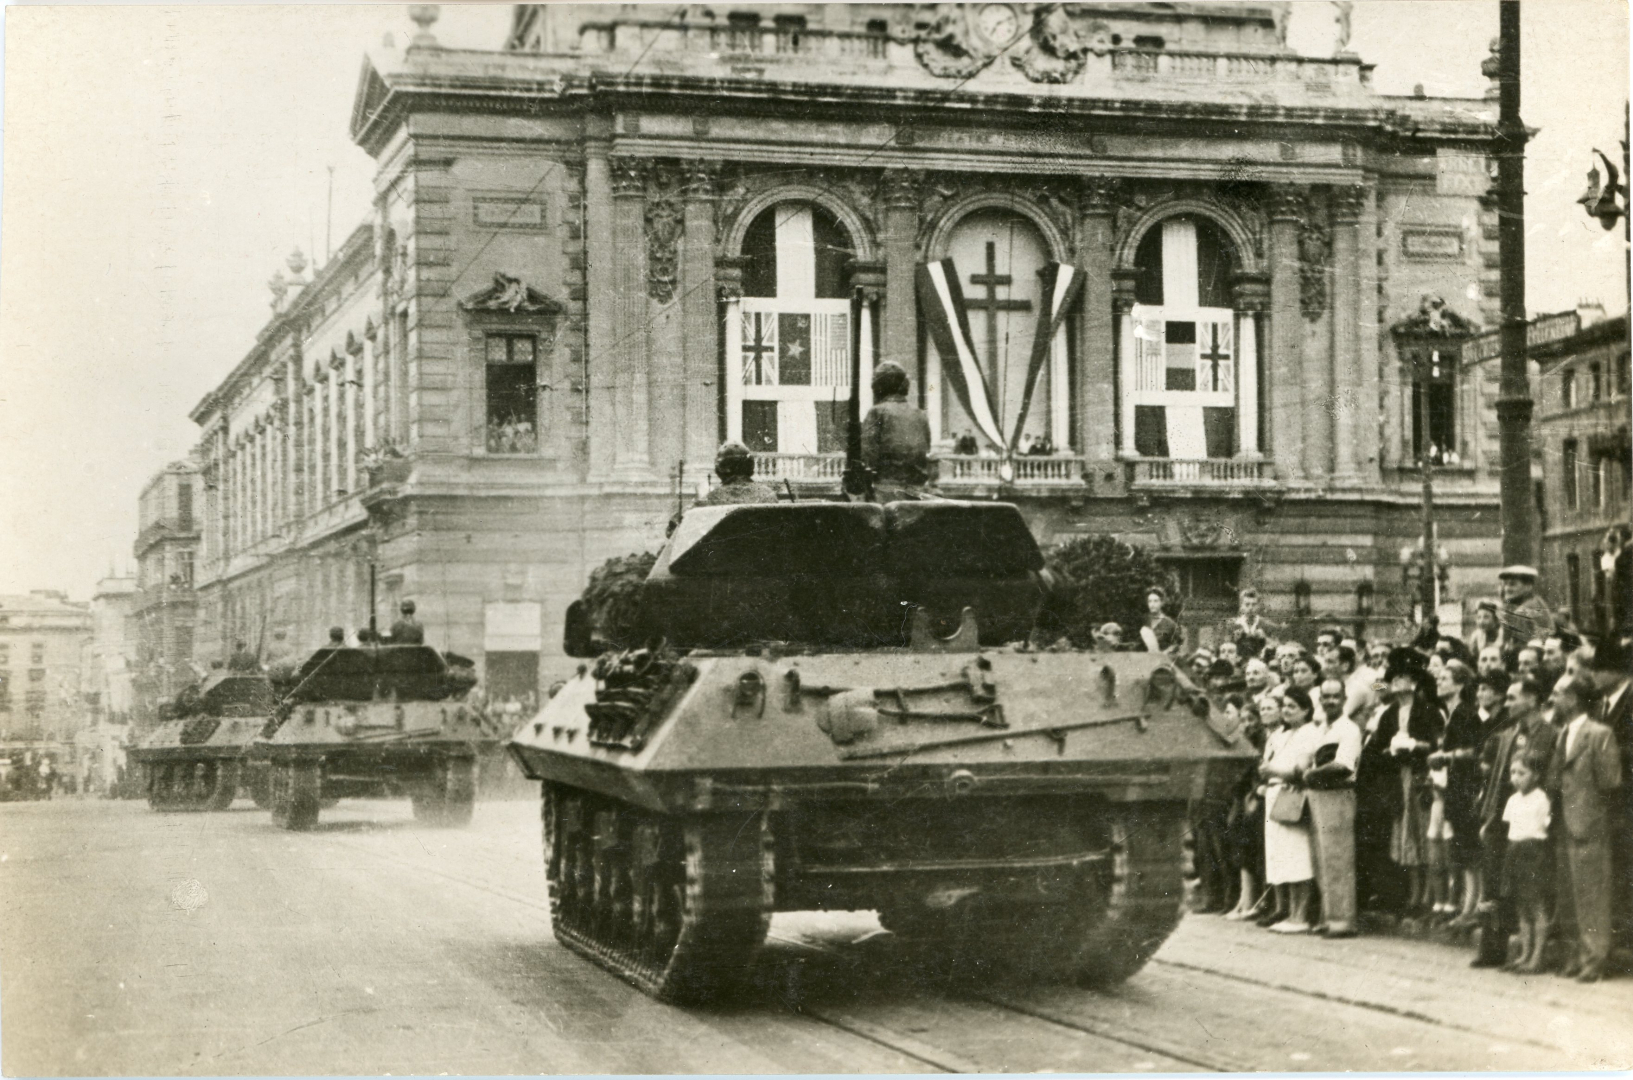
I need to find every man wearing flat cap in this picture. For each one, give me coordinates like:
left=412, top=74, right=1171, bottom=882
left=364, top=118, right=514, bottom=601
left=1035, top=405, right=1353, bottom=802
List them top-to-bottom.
left=1497, top=566, right=1555, bottom=657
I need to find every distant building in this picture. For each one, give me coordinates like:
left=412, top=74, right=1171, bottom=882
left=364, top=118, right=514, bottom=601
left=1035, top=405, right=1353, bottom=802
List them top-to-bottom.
left=190, top=2, right=1514, bottom=679
left=1526, top=311, right=1631, bottom=638
left=131, top=461, right=201, bottom=724
left=82, top=575, right=139, bottom=793
left=0, top=590, right=93, bottom=765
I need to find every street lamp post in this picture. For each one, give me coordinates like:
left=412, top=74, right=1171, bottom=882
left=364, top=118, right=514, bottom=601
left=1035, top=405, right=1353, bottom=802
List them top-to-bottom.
left=1494, top=0, right=1538, bottom=569
left=1576, top=105, right=1630, bottom=306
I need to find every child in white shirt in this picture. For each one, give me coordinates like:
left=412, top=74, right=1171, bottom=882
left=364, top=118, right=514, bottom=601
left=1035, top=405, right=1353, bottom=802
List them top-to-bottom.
left=1500, top=754, right=1551, bottom=973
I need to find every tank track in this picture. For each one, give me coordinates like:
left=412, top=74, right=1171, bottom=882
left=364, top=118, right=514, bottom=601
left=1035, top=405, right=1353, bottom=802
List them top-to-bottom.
left=146, top=759, right=239, bottom=812
left=542, top=781, right=774, bottom=1004
left=879, top=802, right=1186, bottom=986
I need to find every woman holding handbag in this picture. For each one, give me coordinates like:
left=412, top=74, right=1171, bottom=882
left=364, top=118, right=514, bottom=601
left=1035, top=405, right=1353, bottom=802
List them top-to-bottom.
left=1260, top=686, right=1322, bottom=933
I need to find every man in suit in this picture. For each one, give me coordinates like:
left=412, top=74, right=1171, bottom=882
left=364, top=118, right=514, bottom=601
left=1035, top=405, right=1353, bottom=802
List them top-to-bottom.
left=1588, top=640, right=1632, bottom=961
left=1547, top=673, right=1622, bottom=981
left=1470, top=676, right=1555, bottom=967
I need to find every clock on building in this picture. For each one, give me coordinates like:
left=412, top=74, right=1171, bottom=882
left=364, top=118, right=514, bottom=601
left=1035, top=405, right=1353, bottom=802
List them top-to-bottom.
left=975, top=4, right=1020, bottom=47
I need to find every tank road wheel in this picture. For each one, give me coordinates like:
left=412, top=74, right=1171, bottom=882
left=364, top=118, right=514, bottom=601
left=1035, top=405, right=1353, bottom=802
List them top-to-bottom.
left=412, top=757, right=477, bottom=828
left=272, top=761, right=322, bottom=831
left=204, top=762, right=239, bottom=811
left=542, top=782, right=773, bottom=1004
left=1063, top=801, right=1188, bottom=987
left=879, top=802, right=1187, bottom=988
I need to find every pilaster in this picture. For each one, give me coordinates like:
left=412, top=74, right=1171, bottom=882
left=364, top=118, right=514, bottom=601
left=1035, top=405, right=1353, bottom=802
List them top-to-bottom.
left=582, top=120, right=617, bottom=479
left=610, top=155, right=652, bottom=478
left=681, top=159, right=721, bottom=472
left=881, top=169, right=919, bottom=367
left=1077, top=177, right=1119, bottom=463
left=1330, top=184, right=1367, bottom=487
left=1268, top=186, right=1306, bottom=483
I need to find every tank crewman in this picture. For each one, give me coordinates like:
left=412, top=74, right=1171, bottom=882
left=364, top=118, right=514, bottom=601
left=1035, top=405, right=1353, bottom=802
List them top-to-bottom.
left=860, top=361, right=933, bottom=502
left=696, top=441, right=779, bottom=508
left=1497, top=566, right=1555, bottom=655
left=389, top=600, right=425, bottom=645
left=327, top=626, right=346, bottom=646
left=226, top=640, right=258, bottom=672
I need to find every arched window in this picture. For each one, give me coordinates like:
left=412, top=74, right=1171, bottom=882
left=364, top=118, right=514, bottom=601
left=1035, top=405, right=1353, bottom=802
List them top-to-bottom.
left=727, top=202, right=857, bottom=455
left=929, top=208, right=1066, bottom=453
left=1124, top=215, right=1247, bottom=462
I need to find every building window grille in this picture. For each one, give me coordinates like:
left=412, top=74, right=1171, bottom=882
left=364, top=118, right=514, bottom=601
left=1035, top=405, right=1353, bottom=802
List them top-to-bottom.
left=725, top=12, right=761, bottom=52
left=485, top=334, right=540, bottom=454
left=1564, top=438, right=1579, bottom=510
left=1293, top=580, right=1313, bottom=618
left=1356, top=581, right=1375, bottom=618
left=29, top=643, right=43, bottom=665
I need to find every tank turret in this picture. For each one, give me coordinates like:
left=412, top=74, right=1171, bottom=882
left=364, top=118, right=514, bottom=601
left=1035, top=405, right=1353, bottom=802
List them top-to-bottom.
left=511, top=501, right=1255, bottom=1002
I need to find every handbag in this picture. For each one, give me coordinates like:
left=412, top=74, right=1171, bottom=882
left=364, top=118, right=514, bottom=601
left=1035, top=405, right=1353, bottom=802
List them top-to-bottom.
left=1269, top=786, right=1308, bottom=825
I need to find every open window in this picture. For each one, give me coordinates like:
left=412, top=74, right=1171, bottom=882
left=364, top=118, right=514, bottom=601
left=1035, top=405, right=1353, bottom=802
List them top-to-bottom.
left=485, top=334, right=539, bottom=454
left=1409, top=348, right=1457, bottom=464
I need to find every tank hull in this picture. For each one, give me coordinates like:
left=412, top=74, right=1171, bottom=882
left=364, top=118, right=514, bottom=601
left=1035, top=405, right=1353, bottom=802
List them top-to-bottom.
left=510, top=647, right=1254, bottom=1001
left=257, top=697, right=496, bottom=829
left=128, top=715, right=270, bottom=812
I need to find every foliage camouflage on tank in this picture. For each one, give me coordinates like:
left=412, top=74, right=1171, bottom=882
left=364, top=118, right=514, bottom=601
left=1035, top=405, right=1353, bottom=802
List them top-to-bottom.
left=511, top=500, right=1256, bottom=1003
left=254, top=644, right=501, bottom=831
left=127, top=672, right=276, bottom=811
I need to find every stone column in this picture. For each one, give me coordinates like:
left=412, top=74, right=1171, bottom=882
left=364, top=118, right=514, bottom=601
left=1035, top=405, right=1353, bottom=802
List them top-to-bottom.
left=582, top=120, right=617, bottom=479
left=610, top=155, right=652, bottom=478
left=681, top=159, right=721, bottom=473
left=881, top=169, right=919, bottom=367
left=1077, top=178, right=1119, bottom=463
left=1356, top=183, right=1383, bottom=485
left=1330, top=185, right=1366, bottom=487
left=1267, top=187, right=1306, bottom=483
left=716, top=257, right=746, bottom=443
left=849, top=259, right=887, bottom=418
left=1111, top=268, right=1140, bottom=456
left=1232, top=272, right=1270, bottom=458
left=344, top=352, right=359, bottom=495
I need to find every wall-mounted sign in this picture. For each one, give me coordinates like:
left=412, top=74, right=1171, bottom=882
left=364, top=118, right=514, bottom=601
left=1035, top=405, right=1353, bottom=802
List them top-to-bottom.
left=1436, top=150, right=1489, bottom=197
left=473, top=196, right=547, bottom=230
left=1401, top=226, right=1465, bottom=262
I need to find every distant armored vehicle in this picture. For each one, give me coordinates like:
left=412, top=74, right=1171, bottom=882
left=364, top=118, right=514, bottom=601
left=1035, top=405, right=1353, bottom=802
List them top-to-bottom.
left=510, top=501, right=1255, bottom=1003
left=257, top=644, right=497, bottom=830
left=128, top=672, right=275, bottom=811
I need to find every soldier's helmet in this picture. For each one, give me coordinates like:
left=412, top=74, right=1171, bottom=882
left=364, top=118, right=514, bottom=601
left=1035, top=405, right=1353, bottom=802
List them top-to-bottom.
left=871, top=361, right=910, bottom=398
left=714, top=440, right=756, bottom=482
left=400, top=599, right=416, bottom=615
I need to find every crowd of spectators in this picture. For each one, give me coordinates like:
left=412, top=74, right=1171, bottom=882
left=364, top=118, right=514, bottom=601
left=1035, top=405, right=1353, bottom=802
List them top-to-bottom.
left=1165, top=571, right=1631, bottom=983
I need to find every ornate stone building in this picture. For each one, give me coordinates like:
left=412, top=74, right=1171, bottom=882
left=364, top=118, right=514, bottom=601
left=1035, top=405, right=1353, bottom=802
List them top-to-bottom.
left=192, top=2, right=1513, bottom=685
left=131, top=460, right=202, bottom=724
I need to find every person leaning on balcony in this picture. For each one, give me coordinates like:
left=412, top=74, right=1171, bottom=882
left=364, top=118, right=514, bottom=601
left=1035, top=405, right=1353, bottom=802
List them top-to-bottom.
left=859, top=361, right=932, bottom=502
left=694, top=441, right=778, bottom=509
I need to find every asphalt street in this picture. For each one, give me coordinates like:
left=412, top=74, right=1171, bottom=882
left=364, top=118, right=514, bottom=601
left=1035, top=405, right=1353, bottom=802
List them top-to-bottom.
left=2, top=797, right=1630, bottom=1075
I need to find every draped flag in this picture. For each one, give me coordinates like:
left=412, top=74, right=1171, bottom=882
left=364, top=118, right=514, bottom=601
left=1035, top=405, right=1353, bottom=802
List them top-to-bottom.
left=916, top=260, right=1006, bottom=449
left=1008, top=261, right=1082, bottom=451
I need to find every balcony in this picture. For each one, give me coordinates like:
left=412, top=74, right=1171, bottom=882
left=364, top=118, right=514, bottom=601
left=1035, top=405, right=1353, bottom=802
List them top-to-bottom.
left=749, top=452, right=1090, bottom=493
left=1124, top=458, right=1277, bottom=493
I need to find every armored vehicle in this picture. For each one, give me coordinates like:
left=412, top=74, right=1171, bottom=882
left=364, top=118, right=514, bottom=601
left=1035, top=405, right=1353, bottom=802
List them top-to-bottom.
left=509, top=500, right=1255, bottom=1003
left=257, top=644, right=496, bottom=830
left=128, top=673, right=275, bottom=811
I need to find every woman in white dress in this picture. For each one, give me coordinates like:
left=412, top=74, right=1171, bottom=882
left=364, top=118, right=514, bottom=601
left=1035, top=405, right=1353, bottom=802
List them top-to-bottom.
left=1260, top=686, right=1322, bottom=933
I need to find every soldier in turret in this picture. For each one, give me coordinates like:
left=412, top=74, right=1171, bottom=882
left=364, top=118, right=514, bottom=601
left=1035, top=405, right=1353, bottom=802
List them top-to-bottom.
left=860, top=361, right=932, bottom=502
left=695, top=441, right=778, bottom=508
left=390, top=600, right=425, bottom=645
left=227, top=641, right=259, bottom=673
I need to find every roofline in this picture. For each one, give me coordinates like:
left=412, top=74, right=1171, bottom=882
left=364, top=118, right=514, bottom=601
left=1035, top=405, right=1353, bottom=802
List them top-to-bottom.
left=189, top=222, right=377, bottom=426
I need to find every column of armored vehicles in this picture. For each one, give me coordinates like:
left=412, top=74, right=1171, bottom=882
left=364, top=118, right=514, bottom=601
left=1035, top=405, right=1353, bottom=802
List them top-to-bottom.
left=127, top=498, right=1255, bottom=1004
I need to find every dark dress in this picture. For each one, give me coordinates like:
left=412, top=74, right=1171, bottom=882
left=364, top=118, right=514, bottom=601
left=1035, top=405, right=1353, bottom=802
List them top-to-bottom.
left=1442, top=702, right=1486, bottom=869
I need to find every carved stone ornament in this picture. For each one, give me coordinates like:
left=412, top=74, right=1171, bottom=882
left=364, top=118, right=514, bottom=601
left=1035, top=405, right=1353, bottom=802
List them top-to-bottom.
left=907, top=3, right=1115, bottom=85
left=910, top=4, right=1005, bottom=79
left=1011, top=7, right=1106, bottom=84
left=609, top=156, right=646, bottom=197
left=683, top=158, right=720, bottom=200
left=644, top=162, right=685, bottom=303
left=710, top=166, right=880, bottom=254
left=714, top=168, right=750, bottom=247
left=881, top=169, right=921, bottom=209
left=916, top=173, right=1078, bottom=251
left=1079, top=176, right=1124, bottom=215
left=1330, top=184, right=1369, bottom=223
left=1266, top=185, right=1305, bottom=222
left=1298, top=201, right=1331, bottom=322
left=459, top=272, right=564, bottom=316
left=1390, top=293, right=1476, bottom=339
left=345, top=330, right=364, bottom=356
